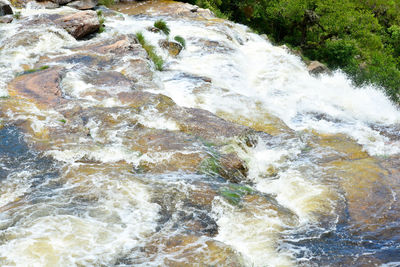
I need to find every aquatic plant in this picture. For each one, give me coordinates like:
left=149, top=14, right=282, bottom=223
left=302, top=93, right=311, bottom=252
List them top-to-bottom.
left=154, top=19, right=170, bottom=36
left=136, top=32, right=165, bottom=71
left=174, top=35, right=186, bottom=48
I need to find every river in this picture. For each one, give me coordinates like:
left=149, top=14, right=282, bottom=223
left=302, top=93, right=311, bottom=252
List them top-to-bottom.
left=0, top=0, right=399, bottom=266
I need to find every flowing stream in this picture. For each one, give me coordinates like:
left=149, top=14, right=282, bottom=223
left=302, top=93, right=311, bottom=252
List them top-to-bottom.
left=0, top=0, right=400, bottom=266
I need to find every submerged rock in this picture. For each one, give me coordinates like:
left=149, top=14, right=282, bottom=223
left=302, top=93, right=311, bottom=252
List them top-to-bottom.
left=0, top=1, right=13, bottom=16
left=54, top=10, right=100, bottom=39
left=159, top=39, right=183, bottom=57
left=8, top=66, right=66, bottom=107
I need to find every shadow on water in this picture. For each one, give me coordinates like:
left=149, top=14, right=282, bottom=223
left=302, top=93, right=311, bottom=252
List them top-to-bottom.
left=0, top=126, right=60, bottom=199
left=288, top=215, right=400, bottom=266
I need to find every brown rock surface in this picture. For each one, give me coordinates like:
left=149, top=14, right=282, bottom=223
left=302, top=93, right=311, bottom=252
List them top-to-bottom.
left=54, top=10, right=100, bottom=39
left=8, top=66, right=66, bottom=107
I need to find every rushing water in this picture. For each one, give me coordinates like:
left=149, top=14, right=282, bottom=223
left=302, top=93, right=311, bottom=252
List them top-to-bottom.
left=0, top=1, right=400, bottom=266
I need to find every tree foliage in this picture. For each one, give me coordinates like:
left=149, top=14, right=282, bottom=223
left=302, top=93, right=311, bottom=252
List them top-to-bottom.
left=180, top=0, right=400, bottom=102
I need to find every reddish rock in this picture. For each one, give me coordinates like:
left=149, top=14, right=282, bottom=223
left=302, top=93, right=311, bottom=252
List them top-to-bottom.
left=54, top=10, right=99, bottom=39
left=8, top=66, right=66, bottom=107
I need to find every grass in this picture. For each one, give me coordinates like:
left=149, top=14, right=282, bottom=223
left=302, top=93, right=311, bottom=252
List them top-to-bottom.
left=98, top=0, right=113, bottom=7
left=97, top=10, right=105, bottom=33
left=154, top=19, right=170, bottom=36
left=136, top=32, right=164, bottom=71
left=174, top=35, right=186, bottom=48
left=17, top=65, right=49, bottom=76
left=59, top=119, right=66, bottom=124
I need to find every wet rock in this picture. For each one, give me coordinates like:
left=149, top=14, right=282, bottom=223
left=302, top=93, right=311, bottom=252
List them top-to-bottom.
left=50, top=0, right=74, bottom=5
left=67, top=0, right=98, bottom=10
left=0, top=1, right=13, bottom=16
left=36, top=1, right=60, bottom=8
left=114, top=1, right=215, bottom=19
left=54, top=10, right=100, bottom=39
left=0, top=14, right=12, bottom=23
left=146, top=26, right=160, bottom=33
left=1, top=31, right=41, bottom=49
left=74, top=35, right=144, bottom=55
left=190, top=38, right=234, bottom=54
left=159, top=39, right=183, bottom=57
left=41, top=53, right=115, bottom=70
left=121, top=58, right=155, bottom=89
left=307, top=60, right=331, bottom=76
left=8, top=66, right=66, bottom=107
left=80, top=70, right=134, bottom=89
left=171, top=107, right=249, bottom=142
left=219, top=152, right=248, bottom=183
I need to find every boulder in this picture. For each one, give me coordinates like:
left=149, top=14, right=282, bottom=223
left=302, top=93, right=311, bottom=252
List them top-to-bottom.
left=67, top=0, right=97, bottom=10
left=0, top=1, right=12, bottom=16
left=54, top=10, right=100, bottom=39
left=159, top=39, right=183, bottom=57
left=307, top=60, right=331, bottom=76
left=8, top=66, right=66, bottom=107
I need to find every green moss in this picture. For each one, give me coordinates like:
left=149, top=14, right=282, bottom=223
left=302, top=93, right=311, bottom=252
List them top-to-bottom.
left=154, top=19, right=170, bottom=36
left=136, top=32, right=165, bottom=71
left=174, top=35, right=186, bottom=48
left=219, top=184, right=254, bottom=205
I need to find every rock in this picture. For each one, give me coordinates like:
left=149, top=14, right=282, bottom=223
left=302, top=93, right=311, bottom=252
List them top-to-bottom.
left=50, top=0, right=73, bottom=5
left=67, top=0, right=98, bottom=10
left=0, top=1, right=12, bottom=16
left=54, top=10, right=100, bottom=39
left=0, top=14, right=12, bottom=23
left=146, top=26, right=160, bottom=33
left=74, top=35, right=143, bottom=55
left=159, top=39, right=183, bottom=57
left=307, top=60, right=331, bottom=76
left=8, top=66, right=66, bottom=107
left=171, top=107, right=249, bottom=142
left=219, top=152, right=248, bottom=183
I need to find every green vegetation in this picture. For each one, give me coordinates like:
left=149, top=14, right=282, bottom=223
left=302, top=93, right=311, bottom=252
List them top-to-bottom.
left=98, top=0, right=113, bottom=7
left=179, top=0, right=400, bottom=103
left=97, top=10, right=105, bottom=33
left=13, top=11, right=21, bottom=19
left=154, top=19, right=171, bottom=36
left=136, top=32, right=165, bottom=71
left=174, top=35, right=186, bottom=48
left=17, top=65, right=49, bottom=76
left=59, top=119, right=66, bottom=124
left=200, top=156, right=221, bottom=176
left=219, top=184, right=254, bottom=205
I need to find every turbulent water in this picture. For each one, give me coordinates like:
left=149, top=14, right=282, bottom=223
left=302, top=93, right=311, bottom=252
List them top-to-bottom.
left=0, top=1, right=400, bottom=266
